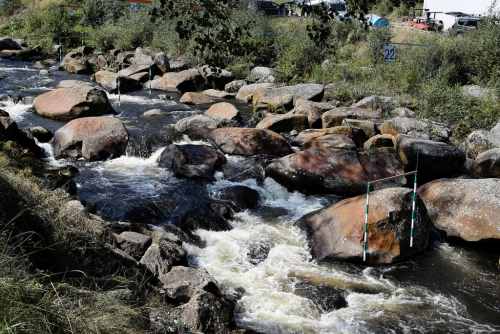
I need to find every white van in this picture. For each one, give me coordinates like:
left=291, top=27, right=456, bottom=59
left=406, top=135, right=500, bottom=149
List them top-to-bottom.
left=297, top=0, right=347, bottom=18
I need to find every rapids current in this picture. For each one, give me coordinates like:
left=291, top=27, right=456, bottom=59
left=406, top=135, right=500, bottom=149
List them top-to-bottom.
left=1, top=60, right=500, bottom=333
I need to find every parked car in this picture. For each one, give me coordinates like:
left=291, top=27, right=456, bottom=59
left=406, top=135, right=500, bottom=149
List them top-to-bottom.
left=297, top=0, right=347, bottom=18
left=248, top=1, right=284, bottom=16
left=446, top=12, right=484, bottom=34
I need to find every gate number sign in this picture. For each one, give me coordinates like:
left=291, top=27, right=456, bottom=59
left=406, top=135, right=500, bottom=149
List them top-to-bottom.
left=131, top=3, right=139, bottom=11
left=384, top=45, right=396, bottom=62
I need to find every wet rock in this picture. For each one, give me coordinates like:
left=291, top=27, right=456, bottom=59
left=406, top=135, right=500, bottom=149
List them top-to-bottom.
left=0, top=38, right=22, bottom=51
left=13, top=39, right=27, bottom=48
left=154, top=52, right=170, bottom=73
left=199, top=65, right=235, bottom=90
left=247, top=66, right=275, bottom=82
left=148, top=69, right=206, bottom=93
left=98, top=73, right=142, bottom=93
left=225, top=80, right=247, bottom=93
left=235, top=83, right=274, bottom=103
left=253, top=84, right=324, bottom=107
left=33, top=87, right=115, bottom=120
left=203, top=89, right=234, bottom=99
left=179, top=92, right=214, bottom=105
left=352, top=95, right=386, bottom=112
left=294, top=99, right=339, bottom=113
left=205, top=102, right=241, bottom=122
left=289, top=104, right=322, bottom=128
left=322, top=107, right=381, bottom=128
left=390, top=107, right=416, bottom=118
left=139, top=109, right=168, bottom=118
left=0, top=110, right=9, bottom=117
left=256, top=114, right=309, bottom=133
left=175, top=115, right=218, bottom=140
left=0, top=116, right=18, bottom=141
left=52, top=117, right=129, bottom=161
left=379, top=117, right=451, bottom=142
left=342, top=119, right=377, bottom=138
left=25, top=126, right=53, bottom=143
left=16, top=128, right=43, bottom=156
left=209, top=128, right=292, bottom=156
left=461, top=130, right=500, bottom=155
left=302, top=134, right=356, bottom=150
left=363, top=134, right=395, bottom=151
left=396, top=135, right=465, bottom=178
left=158, top=144, right=226, bottom=181
left=266, top=148, right=406, bottom=195
left=475, top=148, right=500, bottom=177
left=221, top=161, right=264, bottom=183
left=42, top=165, right=79, bottom=194
left=418, top=178, right=500, bottom=244
left=214, top=185, right=260, bottom=211
left=295, top=187, right=430, bottom=265
left=179, top=203, right=232, bottom=234
left=116, top=231, right=152, bottom=260
left=139, top=239, right=187, bottom=281
left=247, top=243, right=271, bottom=265
left=157, top=266, right=235, bottom=334
left=294, top=283, right=347, bottom=312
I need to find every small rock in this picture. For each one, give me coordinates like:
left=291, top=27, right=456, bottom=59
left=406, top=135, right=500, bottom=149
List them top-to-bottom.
left=204, top=102, right=241, bottom=121
left=116, top=231, right=152, bottom=260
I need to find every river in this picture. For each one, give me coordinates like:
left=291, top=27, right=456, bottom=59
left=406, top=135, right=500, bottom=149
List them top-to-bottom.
left=1, top=60, right=499, bottom=333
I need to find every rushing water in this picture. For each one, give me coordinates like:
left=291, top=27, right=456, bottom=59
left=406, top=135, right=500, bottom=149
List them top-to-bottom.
left=2, top=60, right=500, bottom=333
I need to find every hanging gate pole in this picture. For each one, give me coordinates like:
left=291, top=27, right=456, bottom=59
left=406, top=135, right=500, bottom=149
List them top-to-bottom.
left=118, top=64, right=121, bottom=107
left=149, top=65, right=152, bottom=100
left=410, top=173, right=418, bottom=247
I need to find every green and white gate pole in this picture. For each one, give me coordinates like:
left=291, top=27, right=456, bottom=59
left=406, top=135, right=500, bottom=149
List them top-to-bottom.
left=118, top=64, right=121, bottom=107
left=149, top=65, right=152, bottom=100
left=410, top=172, right=418, bottom=247
left=363, top=184, right=371, bottom=262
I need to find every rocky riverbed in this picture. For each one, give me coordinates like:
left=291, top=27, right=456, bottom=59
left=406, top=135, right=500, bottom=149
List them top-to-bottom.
left=1, top=42, right=500, bottom=333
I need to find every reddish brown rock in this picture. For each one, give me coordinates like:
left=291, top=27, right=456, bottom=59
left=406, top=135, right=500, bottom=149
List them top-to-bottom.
left=148, top=69, right=207, bottom=93
left=235, top=83, right=274, bottom=102
left=33, top=87, right=115, bottom=120
left=180, top=92, right=214, bottom=105
left=204, top=102, right=241, bottom=121
left=256, top=114, right=309, bottom=133
left=52, top=117, right=128, bottom=161
left=209, top=128, right=291, bottom=156
left=302, top=134, right=356, bottom=150
left=265, top=148, right=406, bottom=194
left=418, top=178, right=500, bottom=243
left=295, top=187, right=431, bottom=265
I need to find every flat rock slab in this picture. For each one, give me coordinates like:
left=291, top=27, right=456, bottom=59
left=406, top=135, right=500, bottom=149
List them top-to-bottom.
left=148, top=69, right=206, bottom=93
left=253, top=83, right=324, bottom=105
left=33, top=87, right=115, bottom=120
left=180, top=92, right=214, bottom=105
left=204, top=102, right=241, bottom=121
left=322, top=107, right=381, bottom=128
left=256, top=114, right=309, bottom=133
left=209, top=127, right=291, bottom=156
left=302, top=134, right=356, bottom=150
left=265, top=148, right=406, bottom=195
left=418, top=178, right=500, bottom=243
left=295, top=187, right=430, bottom=265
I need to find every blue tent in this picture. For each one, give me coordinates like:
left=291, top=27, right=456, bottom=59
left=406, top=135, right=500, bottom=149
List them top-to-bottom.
left=365, top=14, right=390, bottom=28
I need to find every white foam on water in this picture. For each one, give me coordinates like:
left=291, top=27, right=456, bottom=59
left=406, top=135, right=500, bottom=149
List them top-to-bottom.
left=0, top=66, right=37, bottom=72
left=107, top=93, right=154, bottom=103
left=0, top=100, right=32, bottom=121
left=37, top=140, right=68, bottom=168
left=184, top=176, right=498, bottom=333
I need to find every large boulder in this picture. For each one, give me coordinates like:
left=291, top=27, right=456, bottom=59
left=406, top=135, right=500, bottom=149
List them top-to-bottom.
left=0, top=38, right=22, bottom=51
left=154, top=52, right=170, bottom=73
left=60, top=57, right=94, bottom=74
left=118, top=64, right=161, bottom=78
left=247, top=66, right=275, bottom=82
left=148, top=69, right=206, bottom=93
left=98, top=73, right=142, bottom=93
left=55, top=80, right=94, bottom=89
left=225, top=80, right=247, bottom=93
left=235, top=83, right=274, bottom=102
left=252, top=84, right=324, bottom=107
left=33, top=87, right=115, bottom=120
left=203, top=89, right=234, bottom=99
left=179, top=92, right=214, bottom=105
left=253, top=94, right=293, bottom=113
left=351, top=95, right=386, bottom=112
left=295, top=99, right=339, bottom=113
left=204, top=102, right=241, bottom=121
left=289, top=104, right=322, bottom=128
left=322, top=107, right=381, bottom=128
left=256, top=114, right=309, bottom=133
left=174, top=115, right=218, bottom=140
left=0, top=116, right=18, bottom=141
left=52, top=117, right=129, bottom=161
left=379, top=117, right=451, bottom=142
left=342, top=119, right=377, bottom=138
left=291, top=126, right=366, bottom=147
left=208, top=128, right=291, bottom=156
left=461, top=130, right=500, bottom=155
left=302, top=134, right=356, bottom=150
left=396, top=135, right=466, bottom=178
left=158, top=144, right=226, bottom=181
left=265, top=148, right=406, bottom=194
left=475, top=148, right=500, bottom=177
left=418, top=178, right=500, bottom=243
left=214, top=185, right=260, bottom=211
left=295, top=187, right=430, bottom=265
left=116, top=231, right=152, bottom=260
left=156, top=267, right=235, bottom=334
